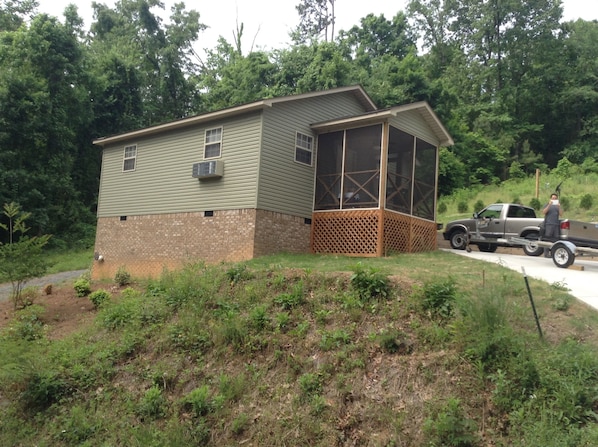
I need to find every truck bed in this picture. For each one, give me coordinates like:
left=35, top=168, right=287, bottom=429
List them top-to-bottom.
left=560, top=219, right=598, bottom=249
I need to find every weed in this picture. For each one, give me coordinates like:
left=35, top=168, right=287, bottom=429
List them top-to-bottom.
left=226, top=263, right=253, bottom=284
left=350, top=263, right=390, bottom=301
left=419, top=277, right=458, bottom=320
left=273, top=282, right=305, bottom=309
left=8, top=304, right=46, bottom=340
left=320, top=328, right=351, bottom=350
left=378, top=328, right=412, bottom=354
left=298, top=373, right=322, bottom=401
left=137, top=385, right=166, bottom=420
left=182, top=385, right=213, bottom=417
left=422, top=397, right=479, bottom=447
left=231, top=412, right=249, bottom=435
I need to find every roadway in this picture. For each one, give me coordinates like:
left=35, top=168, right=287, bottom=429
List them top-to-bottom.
left=442, top=248, right=598, bottom=310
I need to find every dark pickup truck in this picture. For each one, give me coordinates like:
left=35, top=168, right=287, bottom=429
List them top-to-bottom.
left=442, top=203, right=545, bottom=256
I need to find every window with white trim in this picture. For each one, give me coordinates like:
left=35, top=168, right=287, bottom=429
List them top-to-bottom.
left=204, top=127, right=222, bottom=158
left=295, top=132, right=313, bottom=166
left=123, top=144, right=137, bottom=171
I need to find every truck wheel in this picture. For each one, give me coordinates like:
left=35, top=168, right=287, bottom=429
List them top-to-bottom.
left=449, top=230, right=467, bottom=250
left=522, top=232, right=543, bottom=257
left=552, top=242, right=575, bottom=268
left=478, top=243, right=497, bottom=253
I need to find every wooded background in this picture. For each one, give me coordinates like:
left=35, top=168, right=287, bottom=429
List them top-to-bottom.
left=1, top=0, right=596, bottom=247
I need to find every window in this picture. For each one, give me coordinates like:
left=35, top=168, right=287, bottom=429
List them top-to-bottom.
left=204, top=127, right=222, bottom=158
left=295, top=132, right=313, bottom=166
left=123, top=145, right=137, bottom=171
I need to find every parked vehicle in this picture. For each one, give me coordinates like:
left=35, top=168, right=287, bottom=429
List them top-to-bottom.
left=442, top=203, right=544, bottom=256
left=507, top=218, right=598, bottom=267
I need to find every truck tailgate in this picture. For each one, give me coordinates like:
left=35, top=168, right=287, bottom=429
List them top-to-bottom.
left=560, top=219, right=598, bottom=248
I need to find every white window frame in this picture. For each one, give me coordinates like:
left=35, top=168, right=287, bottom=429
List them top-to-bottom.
left=204, top=127, right=222, bottom=159
left=295, top=132, right=313, bottom=166
left=123, top=144, right=137, bottom=172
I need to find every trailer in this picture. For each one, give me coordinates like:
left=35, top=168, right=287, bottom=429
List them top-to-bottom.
left=500, top=237, right=598, bottom=268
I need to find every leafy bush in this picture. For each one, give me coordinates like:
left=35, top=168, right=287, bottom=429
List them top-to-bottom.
left=580, top=193, right=593, bottom=210
left=560, top=196, right=570, bottom=211
left=529, top=197, right=541, bottom=210
left=473, top=199, right=485, bottom=212
left=457, top=201, right=469, bottom=213
left=437, top=202, right=447, bottom=214
left=350, top=263, right=390, bottom=301
left=114, top=266, right=131, bottom=286
left=420, top=277, right=458, bottom=320
left=73, top=278, right=91, bottom=297
left=89, top=289, right=111, bottom=309
left=8, top=304, right=45, bottom=341
left=21, top=371, right=70, bottom=411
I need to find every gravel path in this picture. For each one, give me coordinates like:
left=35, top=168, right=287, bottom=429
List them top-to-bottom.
left=0, top=269, right=88, bottom=303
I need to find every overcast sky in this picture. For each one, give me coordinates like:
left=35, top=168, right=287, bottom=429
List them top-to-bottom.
left=36, top=0, right=598, bottom=57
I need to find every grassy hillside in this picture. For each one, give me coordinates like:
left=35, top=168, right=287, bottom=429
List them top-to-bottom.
left=437, top=172, right=598, bottom=227
left=2, top=252, right=598, bottom=446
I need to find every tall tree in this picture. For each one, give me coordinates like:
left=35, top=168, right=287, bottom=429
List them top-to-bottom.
left=292, top=0, right=336, bottom=43
left=0, top=14, right=95, bottom=243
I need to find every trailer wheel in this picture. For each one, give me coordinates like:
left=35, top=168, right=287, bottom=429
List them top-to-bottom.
left=449, top=229, right=467, bottom=250
left=522, top=232, right=543, bottom=257
left=552, top=242, right=575, bottom=268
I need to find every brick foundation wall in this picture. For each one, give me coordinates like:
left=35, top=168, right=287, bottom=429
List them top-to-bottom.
left=91, top=208, right=313, bottom=280
left=92, top=210, right=257, bottom=280
left=253, top=210, right=312, bottom=257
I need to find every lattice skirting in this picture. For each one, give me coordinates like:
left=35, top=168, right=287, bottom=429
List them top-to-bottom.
left=311, top=209, right=437, bottom=256
left=383, top=210, right=437, bottom=254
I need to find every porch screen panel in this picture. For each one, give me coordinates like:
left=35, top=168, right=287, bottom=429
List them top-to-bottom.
left=343, top=125, right=381, bottom=209
left=385, top=126, right=414, bottom=214
left=314, top=131, right=344, bottom=210
left=412, top=139, right=437, bottom=220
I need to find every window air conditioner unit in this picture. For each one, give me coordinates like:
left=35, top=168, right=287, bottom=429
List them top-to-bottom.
left=192, top=160, right=223, bottom=179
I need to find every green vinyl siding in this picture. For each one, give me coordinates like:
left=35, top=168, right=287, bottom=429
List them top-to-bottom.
left=258, top=94, right=368, bottom=217
left=389, top=110, right=440, bottom=146
left=97, top=112, right=262, bottom=217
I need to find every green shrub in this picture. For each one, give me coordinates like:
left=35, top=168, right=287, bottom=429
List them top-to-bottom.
left=580, top=193, right=593, bottom=210
left=560, top=196, right=570, bottom=211
left=529, top=197, right=542, bottom=210
left=473, top=199, right=485, bottom=212
left=457, top=201, right=469, bottom=213
left=437, top=202, right=447, bottom=214
left=350, top=263, right=390, bottom=301
left=114, top=266, right=131, bottom=286
left=73, top=278, right=91, bottom=297
left=89, top=289, right=111, bottom=309
left=8, top=304, right=46, bottom=341
left=21, top=371, right=70, bottom=410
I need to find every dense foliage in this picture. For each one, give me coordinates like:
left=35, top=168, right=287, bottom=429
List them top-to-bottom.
left=1, top=0, right=597, bottom=245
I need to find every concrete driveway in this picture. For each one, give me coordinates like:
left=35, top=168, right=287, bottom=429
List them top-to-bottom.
left=442, top=248, right=598, bottom=311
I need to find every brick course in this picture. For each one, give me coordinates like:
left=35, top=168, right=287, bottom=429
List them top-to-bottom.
left=92, top=209, right=311, bottom=280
